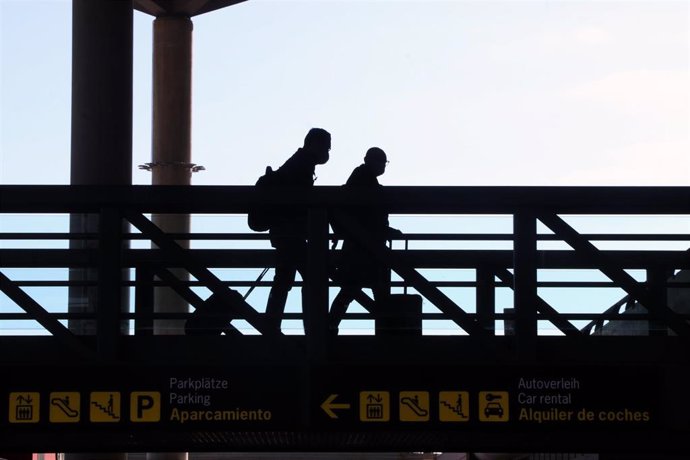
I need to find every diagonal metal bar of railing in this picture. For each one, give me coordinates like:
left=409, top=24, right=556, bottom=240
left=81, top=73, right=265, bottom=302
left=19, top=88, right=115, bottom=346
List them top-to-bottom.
left=125, top=211, right=274, bottom=336
left=538, top=213, right=690, bottom=337
left=493, top=268, right=581, bottom=337
left=0, top=272, right=95, bottom=358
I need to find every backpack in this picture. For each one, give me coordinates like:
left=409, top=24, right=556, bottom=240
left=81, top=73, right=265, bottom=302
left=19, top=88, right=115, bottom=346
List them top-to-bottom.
left=247, top=166, right=281, bottom=232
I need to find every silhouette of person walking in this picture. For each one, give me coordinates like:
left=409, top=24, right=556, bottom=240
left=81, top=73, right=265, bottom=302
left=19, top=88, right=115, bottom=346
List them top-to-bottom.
left=265, top=128, right=331, bottom=333
left=330, top=147, right=402, bottom=334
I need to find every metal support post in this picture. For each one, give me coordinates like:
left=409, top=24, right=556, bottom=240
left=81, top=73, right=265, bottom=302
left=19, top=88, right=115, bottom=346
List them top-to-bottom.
left=97, top=207, right=122, bottom=360
left=305, top=207, right=329, bottom=359
left=513, top=211, right=538, bottom=359
left=135, top=265, right=155, bottom=336
left=476, top=267, right=496, bottom=334
left=647, top=268, right=671, bottom=336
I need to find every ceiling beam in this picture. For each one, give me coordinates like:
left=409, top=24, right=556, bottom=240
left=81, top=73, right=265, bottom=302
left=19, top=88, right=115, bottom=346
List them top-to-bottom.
left=133, top=0, right=248, bottom=17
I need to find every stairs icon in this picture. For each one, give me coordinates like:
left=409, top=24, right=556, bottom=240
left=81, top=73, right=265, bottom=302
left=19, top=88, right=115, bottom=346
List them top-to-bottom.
left=439, top=391, right=469, bottom=421
left=90, top=392, right=120, bottom=422
left=440, top=400, right=466, bottom=418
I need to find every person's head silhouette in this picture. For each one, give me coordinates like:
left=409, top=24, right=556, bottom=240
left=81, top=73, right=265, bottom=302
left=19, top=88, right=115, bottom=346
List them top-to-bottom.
left=303, top=128, right=331, bottom=165
left=364, top=147, right=388, bottom=177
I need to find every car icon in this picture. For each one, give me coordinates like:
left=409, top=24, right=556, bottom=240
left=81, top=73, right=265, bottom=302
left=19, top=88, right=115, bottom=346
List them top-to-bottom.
left=484, top=402, right=503, bottom=418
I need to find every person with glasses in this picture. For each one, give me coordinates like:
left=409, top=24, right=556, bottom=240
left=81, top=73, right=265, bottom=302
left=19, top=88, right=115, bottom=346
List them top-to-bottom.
left=329, top=147, right=402, bottom=335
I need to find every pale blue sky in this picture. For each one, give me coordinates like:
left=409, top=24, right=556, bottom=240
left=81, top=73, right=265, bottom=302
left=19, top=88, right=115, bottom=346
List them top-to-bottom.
left=1, top=0, right=688, bottom=187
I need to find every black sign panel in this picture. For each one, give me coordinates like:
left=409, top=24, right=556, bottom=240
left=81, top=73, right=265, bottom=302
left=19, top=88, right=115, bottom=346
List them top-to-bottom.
left=0, top=363, right=687, bottom=452
left=2, top=365, right=303, bottom=430
left=310, top=365, right=661, bottom=429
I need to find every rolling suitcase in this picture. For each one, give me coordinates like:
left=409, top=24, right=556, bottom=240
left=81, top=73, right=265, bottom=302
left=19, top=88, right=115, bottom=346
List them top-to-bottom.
left=375, top=239, right=423, bottom=336
left=185, top=267, right=269, bottom=335
left=376, top=293, right=423, bottom=336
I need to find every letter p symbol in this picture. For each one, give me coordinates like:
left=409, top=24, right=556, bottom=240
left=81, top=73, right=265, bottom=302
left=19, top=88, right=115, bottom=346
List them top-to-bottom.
left=130, top=392, right=161, bottom=422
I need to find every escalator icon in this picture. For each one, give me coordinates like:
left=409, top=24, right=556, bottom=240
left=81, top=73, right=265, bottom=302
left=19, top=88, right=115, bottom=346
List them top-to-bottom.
left=399, top=391, right=430, bottom=422
left=50, top=392, right=81, bottom=423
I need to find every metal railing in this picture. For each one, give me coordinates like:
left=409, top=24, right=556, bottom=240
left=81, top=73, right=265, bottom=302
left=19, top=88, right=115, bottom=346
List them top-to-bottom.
left=1, top=185, right=689, bottom=346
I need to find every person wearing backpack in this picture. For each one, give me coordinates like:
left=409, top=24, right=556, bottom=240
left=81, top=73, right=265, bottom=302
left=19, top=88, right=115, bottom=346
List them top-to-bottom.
left=264, top=128, right=332, bottom=333
left=329, top=147, right=402, bottom=335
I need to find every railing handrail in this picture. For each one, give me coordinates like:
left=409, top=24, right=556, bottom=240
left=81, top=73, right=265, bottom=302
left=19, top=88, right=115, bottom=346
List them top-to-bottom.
left=2, top=185, right=689, bottom=214
left=3, top=232, right=690, bottom=241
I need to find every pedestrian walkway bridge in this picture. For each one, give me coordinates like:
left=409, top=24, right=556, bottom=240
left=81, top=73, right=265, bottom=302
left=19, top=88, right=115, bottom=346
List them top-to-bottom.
left=0, top=185, right=688, bottom=453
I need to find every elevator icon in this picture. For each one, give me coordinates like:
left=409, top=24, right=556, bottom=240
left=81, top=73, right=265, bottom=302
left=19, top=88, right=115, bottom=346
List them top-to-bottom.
left=359, top=391, right=390, bottom=422
left=9, top=392, right=40, bottom=423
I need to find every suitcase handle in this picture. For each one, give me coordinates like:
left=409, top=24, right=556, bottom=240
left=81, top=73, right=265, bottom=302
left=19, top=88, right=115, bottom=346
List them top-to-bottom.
left=403, top=239, right=408, bottom=295
left=243, top=267, right=270, bottom=300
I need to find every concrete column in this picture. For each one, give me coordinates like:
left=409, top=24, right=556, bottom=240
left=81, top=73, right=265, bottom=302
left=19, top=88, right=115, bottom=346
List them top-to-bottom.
left=68, top=0, right=132, bottom=339
left=71, top=0, right=133, bottom=186
left=67, top=2, right=131, bottom=460
left=151, top=16, right=193, bottom=335
left=152, top=16, right=193, bottom=184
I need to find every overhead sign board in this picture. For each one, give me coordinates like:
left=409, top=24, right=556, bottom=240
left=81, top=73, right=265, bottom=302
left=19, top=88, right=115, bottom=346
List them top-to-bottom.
left=1, top=364, right=688, bottom=452
left=309, top=365, right=663, bottom=430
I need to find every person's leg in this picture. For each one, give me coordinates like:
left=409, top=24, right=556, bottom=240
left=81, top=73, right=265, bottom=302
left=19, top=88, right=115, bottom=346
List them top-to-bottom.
left=290, top=240, right=312, bottom=334
left=266, top=242, right=299, bottom=333
left=372, top=266, right=392, bottom=306
left=372, top=267, right=392, bottom=328
left=266, top=286, right=290, bottom=333
left=329, top=286, right=358, bottom=334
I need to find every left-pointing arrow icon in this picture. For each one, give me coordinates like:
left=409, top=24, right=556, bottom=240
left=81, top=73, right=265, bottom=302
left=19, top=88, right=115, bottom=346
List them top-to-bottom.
left=321, top=394, right=351, bottom=419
